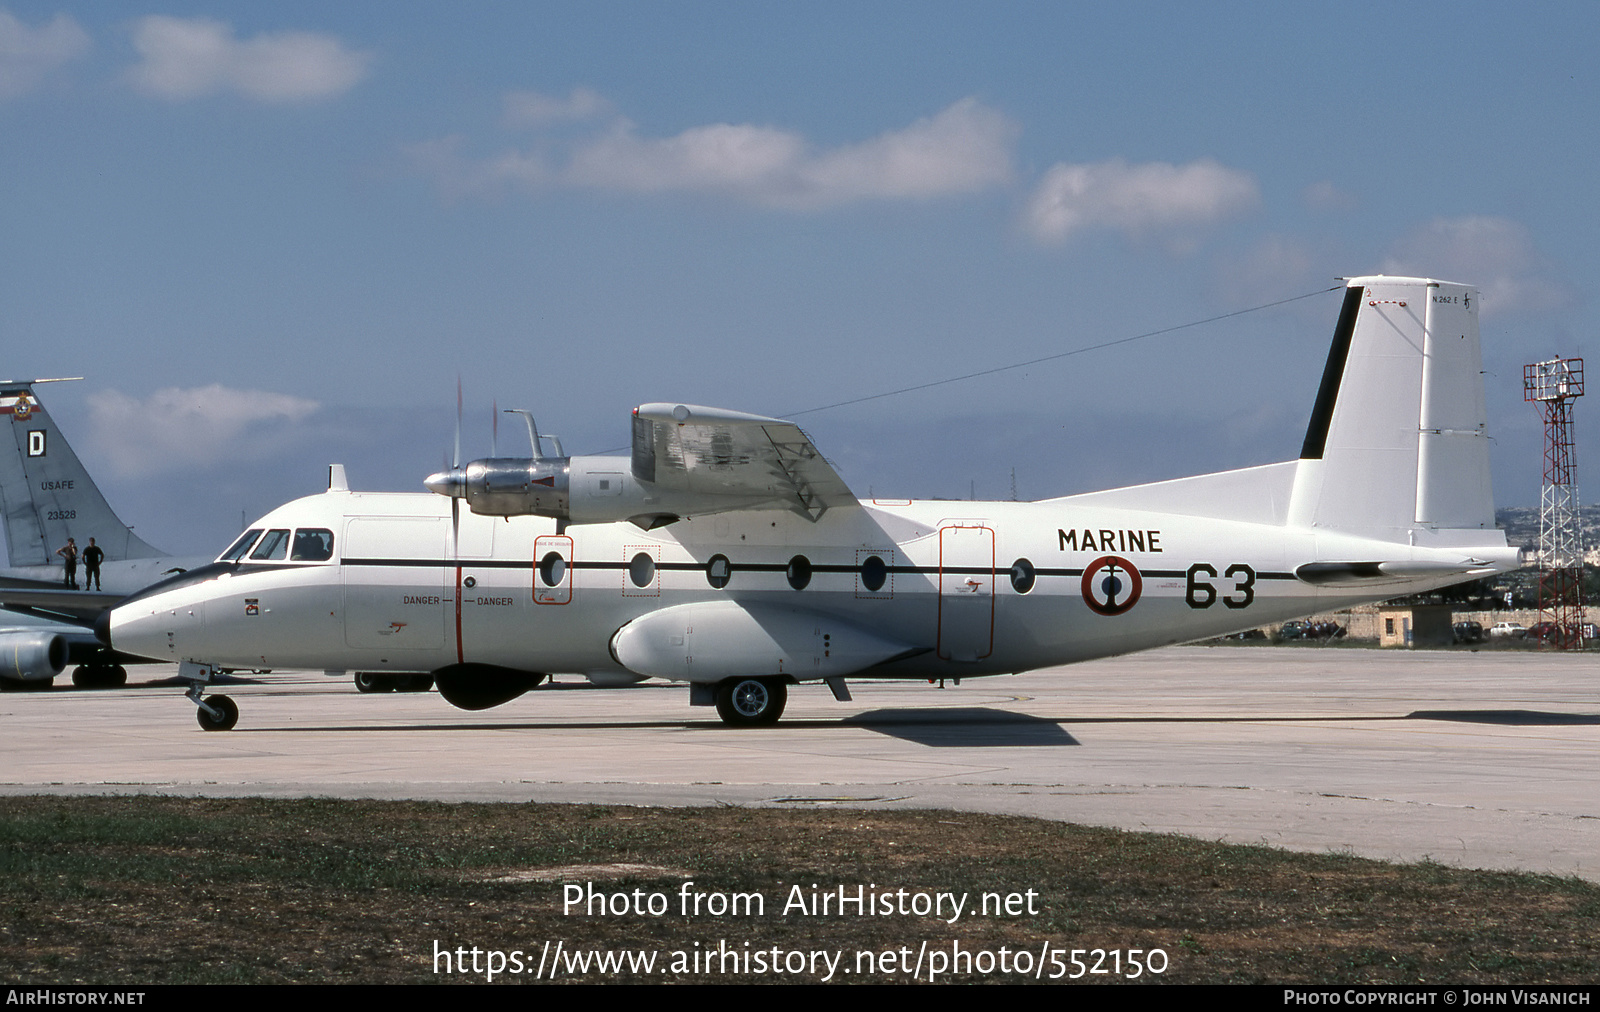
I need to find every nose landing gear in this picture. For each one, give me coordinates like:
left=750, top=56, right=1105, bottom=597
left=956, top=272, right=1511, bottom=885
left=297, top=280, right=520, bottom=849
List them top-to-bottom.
left=180, top=661, right=239, bottom=731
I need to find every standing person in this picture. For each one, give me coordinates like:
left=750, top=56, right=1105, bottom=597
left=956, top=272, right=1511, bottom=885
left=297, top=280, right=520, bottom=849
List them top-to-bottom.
left=57, top=538, right=78, bottom=589
left=82, top=538, right=104, bottom=591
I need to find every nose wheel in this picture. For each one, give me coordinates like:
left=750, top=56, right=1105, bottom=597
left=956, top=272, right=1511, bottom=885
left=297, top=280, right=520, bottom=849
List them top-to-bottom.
left=181, top=661, right=239, bottom=731
left=195, top=694, right=238, bottom=731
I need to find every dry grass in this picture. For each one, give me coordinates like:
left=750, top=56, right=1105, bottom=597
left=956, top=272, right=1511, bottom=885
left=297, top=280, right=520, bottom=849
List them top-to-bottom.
left=1, top=795, right=1596, bottom=984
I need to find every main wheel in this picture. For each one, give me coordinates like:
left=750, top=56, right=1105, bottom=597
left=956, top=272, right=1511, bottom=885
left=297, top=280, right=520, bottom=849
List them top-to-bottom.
left=72, top=665, right=128, bottom=689
left=354, top=672, right=387, bottom=693
left=714, top=677, right=787, bottom=727
left=196, top=694, right=239, bottom=731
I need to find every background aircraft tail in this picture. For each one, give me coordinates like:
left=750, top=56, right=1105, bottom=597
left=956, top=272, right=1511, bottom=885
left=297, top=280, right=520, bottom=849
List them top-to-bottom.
left=1286, top=275, right=1497, bottom=545
left=0, top=380, right=163, bottom=568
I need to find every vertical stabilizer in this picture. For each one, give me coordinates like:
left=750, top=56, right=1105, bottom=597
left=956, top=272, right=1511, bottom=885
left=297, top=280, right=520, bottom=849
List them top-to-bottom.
left=1288, top=277, right=1496, bottom=544
left=0, top=381, right=163, bottom=567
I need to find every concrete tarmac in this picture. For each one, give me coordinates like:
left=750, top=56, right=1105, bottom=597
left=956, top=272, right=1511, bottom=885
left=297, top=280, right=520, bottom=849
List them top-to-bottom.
left=2, top=645, right=1596, bottom=880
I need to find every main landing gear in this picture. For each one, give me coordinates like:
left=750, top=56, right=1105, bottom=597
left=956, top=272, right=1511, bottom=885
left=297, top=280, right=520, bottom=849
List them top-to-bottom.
left=180, top=661, right=238, bottom=732
left=71, top=664, right=127, bottom=689
left=354, top=672, right=434, bottom=693
left=714, top=677, right=788, bottom=727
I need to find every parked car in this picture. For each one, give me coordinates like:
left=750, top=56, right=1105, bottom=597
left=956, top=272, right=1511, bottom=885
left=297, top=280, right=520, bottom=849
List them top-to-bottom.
left=1280, top=620, right=1345, bottom=641
left=1453, top=620, right=1485, bottom=644
left=1489, top=621, right=1527, bottom=638
left=1528, top=622, right=1585, bottom=647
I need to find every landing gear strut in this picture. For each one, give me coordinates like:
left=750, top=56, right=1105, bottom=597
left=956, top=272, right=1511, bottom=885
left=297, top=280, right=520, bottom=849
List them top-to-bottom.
left=181, top=661, right=238, bottom=731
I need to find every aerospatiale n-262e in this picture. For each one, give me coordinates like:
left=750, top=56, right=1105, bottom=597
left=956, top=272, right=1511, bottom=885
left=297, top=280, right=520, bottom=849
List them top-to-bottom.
left=100, top=276, right=1519, bottom=730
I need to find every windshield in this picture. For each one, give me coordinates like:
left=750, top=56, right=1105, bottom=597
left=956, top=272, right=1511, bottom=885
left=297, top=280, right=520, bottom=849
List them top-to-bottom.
left=218, top=529, right=263, bottom=563
left=250, top=529, right=291, bottom=561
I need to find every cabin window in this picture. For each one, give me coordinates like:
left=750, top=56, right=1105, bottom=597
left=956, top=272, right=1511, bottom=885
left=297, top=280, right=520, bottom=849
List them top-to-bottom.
left=291, top=528, right=334, bottom=561
left=219, top=529, right=263, bottom=563
left=249, top=529, right=291, bottom=561
left=539, top=551, right=567, bottom=587
left=628, top=552, right=656, bottom=588
left=706, top=554, right=732, bottom=589
left=860, top=554, right=887, bottom=592
left=786, top=555, right=812, bottom=590
left=1010, top=558, right=1036, bottom=594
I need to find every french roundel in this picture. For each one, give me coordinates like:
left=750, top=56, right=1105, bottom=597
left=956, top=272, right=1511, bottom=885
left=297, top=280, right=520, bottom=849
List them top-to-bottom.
left=1080, top=555, right=1142, bottom=616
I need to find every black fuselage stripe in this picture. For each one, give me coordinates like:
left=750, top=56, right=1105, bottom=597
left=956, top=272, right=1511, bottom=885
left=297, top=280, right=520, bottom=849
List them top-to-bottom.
left=338, top=558, right=1301, bottom=581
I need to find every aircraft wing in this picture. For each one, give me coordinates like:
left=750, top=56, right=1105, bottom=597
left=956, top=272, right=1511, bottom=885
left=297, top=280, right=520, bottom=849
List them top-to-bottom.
left=632, top=404, right=858, bottom=521
left=0, top=585, right=124, bottom=625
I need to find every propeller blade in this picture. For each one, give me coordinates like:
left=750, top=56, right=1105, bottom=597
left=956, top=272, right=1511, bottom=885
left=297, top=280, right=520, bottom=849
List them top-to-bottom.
left=454, top=378, right=463, bottom=469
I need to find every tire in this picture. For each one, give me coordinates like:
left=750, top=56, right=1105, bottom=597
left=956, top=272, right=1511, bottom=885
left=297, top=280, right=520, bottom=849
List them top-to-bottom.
left=71, top=665, right=128, bottom=689
left=354, top=672, right=387, bottom=693
left=401, top=675, right=434, bottom=693
left=714, top=677, right=787, bottom=727
left=196, top=694, right=239, bottom=732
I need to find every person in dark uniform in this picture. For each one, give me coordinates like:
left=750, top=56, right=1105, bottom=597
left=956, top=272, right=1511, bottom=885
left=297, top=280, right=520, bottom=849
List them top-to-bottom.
left=82, top=537, right=104, bottom=591
left=57, top=538, right=78, bottom=588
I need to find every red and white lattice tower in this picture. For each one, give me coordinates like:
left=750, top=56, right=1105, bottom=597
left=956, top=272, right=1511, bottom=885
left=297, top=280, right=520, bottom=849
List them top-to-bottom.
left=1523, top=357, right=1586, bottom=648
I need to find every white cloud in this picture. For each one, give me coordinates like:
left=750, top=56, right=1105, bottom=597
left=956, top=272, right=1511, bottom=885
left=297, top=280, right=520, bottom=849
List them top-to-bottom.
left=0, top=10, right=89, bottom=99
left=127, top=16, right=368, bottom=103
left=502, top=87, right=613, bottom=128
left=419, top=96, right=1017, bottom=210
left=1024, top=157, right=1259, bottom=244
left=1303, top=180, right=1358, bottom=212
left=1380, top=216, right=1569, bottom=315
left=1218, top=233, right=1319, bottom=306
left=88, top=385, right=320, bottom=477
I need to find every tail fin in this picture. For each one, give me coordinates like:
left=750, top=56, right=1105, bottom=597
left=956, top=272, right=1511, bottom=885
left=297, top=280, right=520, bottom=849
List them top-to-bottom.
left=1288, top=276, right=1496, bottom=544
left=0, top=380, right=163, bottom=567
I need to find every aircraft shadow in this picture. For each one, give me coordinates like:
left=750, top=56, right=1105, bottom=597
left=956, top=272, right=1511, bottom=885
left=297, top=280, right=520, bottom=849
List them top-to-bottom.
left=842, top=708, right=1080, bottom=747
left=1406, top=709, right=1600, bottom=726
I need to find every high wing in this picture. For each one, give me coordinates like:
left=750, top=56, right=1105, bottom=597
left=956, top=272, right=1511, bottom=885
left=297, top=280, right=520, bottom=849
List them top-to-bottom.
left=428, top=402, right=859, bottom=526
left=630, top=404, right=858, bottom=521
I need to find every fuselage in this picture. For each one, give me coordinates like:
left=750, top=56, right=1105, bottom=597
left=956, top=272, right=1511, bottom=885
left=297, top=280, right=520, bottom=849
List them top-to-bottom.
left=104, top=487, right=1518, bottom=684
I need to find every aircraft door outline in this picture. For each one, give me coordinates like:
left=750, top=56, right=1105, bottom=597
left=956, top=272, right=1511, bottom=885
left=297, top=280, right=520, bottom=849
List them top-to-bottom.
left=937, top=524, right=994, bottom=661
left=534, top=534, right=573, bottom=605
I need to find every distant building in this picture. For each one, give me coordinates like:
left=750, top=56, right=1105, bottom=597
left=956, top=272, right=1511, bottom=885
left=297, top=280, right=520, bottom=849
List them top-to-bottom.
left=1378, top=604, right=1454, bottom=648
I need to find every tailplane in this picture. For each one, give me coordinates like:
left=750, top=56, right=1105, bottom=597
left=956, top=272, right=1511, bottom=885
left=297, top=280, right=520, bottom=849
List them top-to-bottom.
left=1287, top=276, right=1497, bottom=546
left=0, top=380, right=163, bottom=568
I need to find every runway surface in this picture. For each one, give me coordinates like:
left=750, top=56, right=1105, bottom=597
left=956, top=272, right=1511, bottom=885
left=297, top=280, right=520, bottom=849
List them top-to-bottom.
left=2, top=645, right=1596, bottom=880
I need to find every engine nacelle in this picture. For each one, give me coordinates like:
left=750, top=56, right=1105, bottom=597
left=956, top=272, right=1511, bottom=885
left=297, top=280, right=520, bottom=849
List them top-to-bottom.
left=428, top=455, right=705, bottom=529
left=610, top=600, right=917, bottom=682
left=0, top=631, right=69, bottom=682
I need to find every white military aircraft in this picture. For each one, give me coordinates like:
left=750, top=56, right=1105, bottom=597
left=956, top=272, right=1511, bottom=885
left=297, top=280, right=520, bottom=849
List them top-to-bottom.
left=101, top=276, right=1518, bottom=730
left=0, top=379, right=212, bottom=688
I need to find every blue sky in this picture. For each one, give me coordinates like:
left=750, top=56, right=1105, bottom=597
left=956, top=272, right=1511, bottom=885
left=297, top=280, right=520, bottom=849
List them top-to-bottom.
left=2, top=2, right=1595, bottom=553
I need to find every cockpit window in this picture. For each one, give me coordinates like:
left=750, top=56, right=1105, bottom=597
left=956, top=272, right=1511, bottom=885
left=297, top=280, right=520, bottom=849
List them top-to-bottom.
left=291, top=528, right=335, bottom=562
left=219, top=529, right=263, bottom=563
left=249, top=529, right=291, bottom=561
